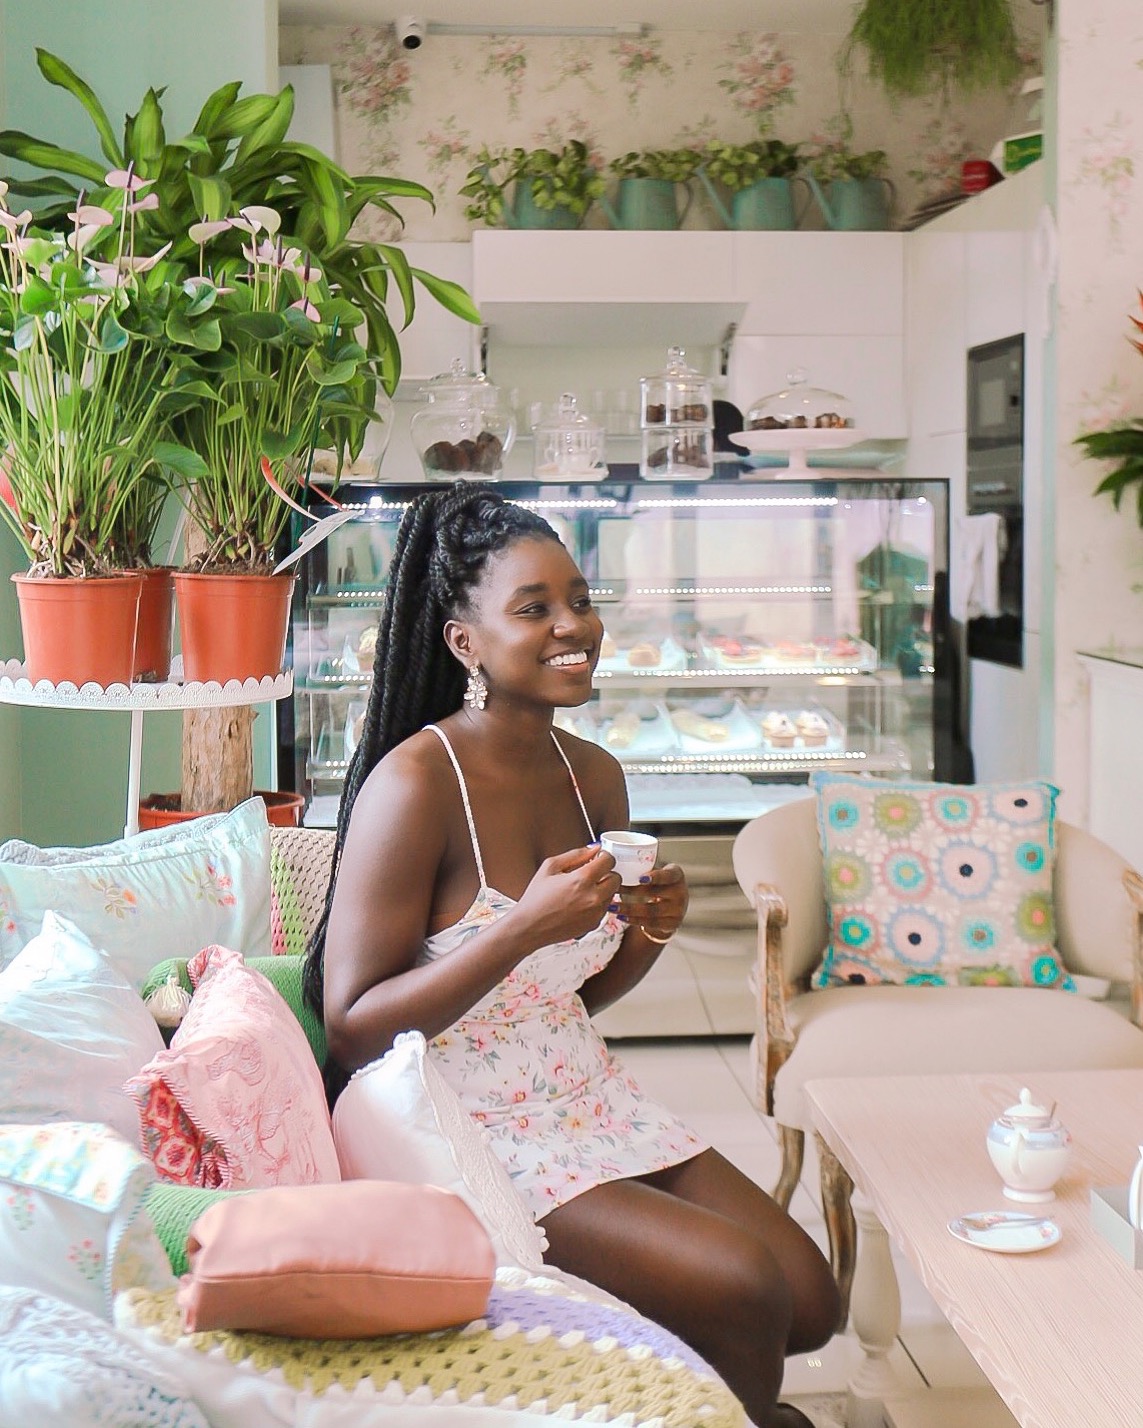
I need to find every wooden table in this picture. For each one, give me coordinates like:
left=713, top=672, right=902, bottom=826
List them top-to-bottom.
left=806, top=1070, right=1143, bottom=1428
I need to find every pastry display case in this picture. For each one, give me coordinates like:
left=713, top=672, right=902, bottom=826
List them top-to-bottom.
left=281, top=476, right=950, bottom=831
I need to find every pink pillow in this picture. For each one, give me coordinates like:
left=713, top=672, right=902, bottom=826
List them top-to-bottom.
left=126, top=946, right=339, bottom=1190
left=177, top=1180, right=495, bottom=1337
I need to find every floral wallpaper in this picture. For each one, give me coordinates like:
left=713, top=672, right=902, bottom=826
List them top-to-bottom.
left=1051, top=0, right=1143, bottom=827
left=279, top=24, right=1041, bottom=241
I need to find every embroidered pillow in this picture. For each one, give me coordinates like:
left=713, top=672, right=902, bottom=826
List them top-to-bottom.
left=812, top=774, right=1072, bottom=991
left=0, top=797, right=272, bottom=987
left=0, top=911, right=165, bottom=1147
left=126, top=946, right=340, bottom=1191
left=332, top=1030, right=547, bottom=1272
left=0, top=1122, right=174, bottom=1322
left=116, top=1266, right=741, bottom=1428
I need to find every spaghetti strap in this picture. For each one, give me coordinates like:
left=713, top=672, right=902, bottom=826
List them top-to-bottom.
left=425, top=724, right=488, bottom=889
left=550, top=730, right=596, bottom=842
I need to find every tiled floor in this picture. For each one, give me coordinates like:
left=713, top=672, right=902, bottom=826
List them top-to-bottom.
left=613, top=1035, right=1003, bottom=1415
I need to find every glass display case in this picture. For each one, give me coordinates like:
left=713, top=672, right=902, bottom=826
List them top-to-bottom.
left=281, top=477, right=950, bottom=832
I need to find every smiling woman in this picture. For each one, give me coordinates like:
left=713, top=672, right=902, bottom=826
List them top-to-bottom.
left=299, top=480, right=840, bottom=1428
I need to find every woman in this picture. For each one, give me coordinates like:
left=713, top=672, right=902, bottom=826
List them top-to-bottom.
left=303, top=483, right=839, bottom=1428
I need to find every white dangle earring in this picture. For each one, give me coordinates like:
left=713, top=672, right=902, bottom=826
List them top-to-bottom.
left=464, top=663, right=488, bottom=712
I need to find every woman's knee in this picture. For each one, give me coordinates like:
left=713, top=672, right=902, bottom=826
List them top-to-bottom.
left=786, top=1249, right=842, bottom=1351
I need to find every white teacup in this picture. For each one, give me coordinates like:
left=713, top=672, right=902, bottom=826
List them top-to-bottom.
left=600, top=830, right=658, bottom=885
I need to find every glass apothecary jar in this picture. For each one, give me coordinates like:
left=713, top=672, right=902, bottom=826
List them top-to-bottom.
left=640, top=346, right=712, bottom=427
left=409, top=360, right=516, bottom=480
left=746, top=369, right=855, bottom=431
left=532, top=393, right=608, bottom=481
left=641, top=426, right=713, bottom=480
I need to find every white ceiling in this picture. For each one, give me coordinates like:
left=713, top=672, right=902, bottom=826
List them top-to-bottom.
left=279, top=0, right=858, bottom=34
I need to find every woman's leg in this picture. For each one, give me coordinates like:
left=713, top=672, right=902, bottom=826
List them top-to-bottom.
left=538, top=1150, right=839, bottom=1428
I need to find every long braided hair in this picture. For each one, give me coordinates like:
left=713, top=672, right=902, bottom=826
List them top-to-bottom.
left=303, top=483, right=559, bottom=1087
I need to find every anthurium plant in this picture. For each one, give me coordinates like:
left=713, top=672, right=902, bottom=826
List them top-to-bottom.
left=700, top=139, right=802, bottom=191
left=460, top=141, right=604, bottom=226
left=0, top=175, right=201, bottom=577
left=158, top=205, right=377, bottom=572
left=1073, top=292, right=1143, bottom=526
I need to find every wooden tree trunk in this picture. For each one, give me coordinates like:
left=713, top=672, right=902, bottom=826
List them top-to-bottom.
left=179, top=521, right=256, bottom=813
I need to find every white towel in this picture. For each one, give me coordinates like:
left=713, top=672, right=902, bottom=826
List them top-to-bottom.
left=951, top=513, right=1007, bottom=622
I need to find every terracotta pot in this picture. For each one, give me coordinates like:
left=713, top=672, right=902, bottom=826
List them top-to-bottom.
left=133, top=566, right=175, bottom=682
left=173, top=570, right=296, bottom=684
left=12, top=571, right=142, bottom=687
left=138, top=790, right=305, bottom=830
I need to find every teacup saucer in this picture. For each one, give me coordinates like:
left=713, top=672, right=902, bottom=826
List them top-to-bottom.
left=947, top=1209, right=1061, bottom=1254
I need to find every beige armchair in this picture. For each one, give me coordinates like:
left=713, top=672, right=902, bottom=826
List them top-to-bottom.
left=732, top=797, right=1143, bottom=1323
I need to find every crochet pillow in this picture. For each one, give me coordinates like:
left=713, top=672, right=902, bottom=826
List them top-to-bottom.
left=812, top=773, right=1073, bottom=990
left=0, top=797, right=272, bottom=986
left=0, top=911, right=165, bottom=1147
left=126, top=946, right=340, bottom=1190
left=332, top=1030, right=547, bottom=1272
left=0, top=1122, right=174, bottom=1322
left=177, top=1180, right=495, bottom=1337
left=116, top=1266, right=742, bottom=1428
left=0, top=1286, right=208, bottom=1428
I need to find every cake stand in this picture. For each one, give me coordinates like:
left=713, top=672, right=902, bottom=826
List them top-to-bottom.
left=729, top=427, right=867, bottom=476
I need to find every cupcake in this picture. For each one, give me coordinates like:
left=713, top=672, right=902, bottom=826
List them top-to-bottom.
left=795, top=711, right=829, bottom=748
left=762, top=712, right=797, bottom=748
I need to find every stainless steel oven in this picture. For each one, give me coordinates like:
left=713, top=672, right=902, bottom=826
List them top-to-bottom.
left=966, top=334, right=1023, bottom=668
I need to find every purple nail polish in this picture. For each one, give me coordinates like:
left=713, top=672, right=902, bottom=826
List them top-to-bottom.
left=639, top=875, right=651, bottom=884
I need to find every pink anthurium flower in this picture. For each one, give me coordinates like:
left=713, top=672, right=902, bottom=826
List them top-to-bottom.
left=104, top=167, right=154, bottom=193
left=0, top=180, right=8, bottom=199
left=127, top=191, right=160, bottom=214
left=68, top=205, right=115, bottom=227
left=239, top=205, right=281, bottom=235
left=0, top=208, right=32, bottom=233
left=188, top=220, right=232, bottom=246
left=67, top=225, right=107, bottom=253
left=120, top=241, right=172, bottom=273
left=183, top=274, right=234, bottom=298
left=288, top=297, right=321, bottom=322
left=0, top=449, right=18, bottom=515
left=260, top=456, right=312, bottom=519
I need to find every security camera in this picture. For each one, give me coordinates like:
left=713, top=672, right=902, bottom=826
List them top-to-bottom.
left=395, top=16, right=426, bottom=50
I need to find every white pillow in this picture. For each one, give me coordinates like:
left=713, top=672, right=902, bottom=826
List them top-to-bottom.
left=0, top=797, right=272, bottom=987
left=0, top=805, right=237, bottom=865
left=0, top=910, right=164, bottom=1145
left=332, top=1030, right=547, bottom=1271
left=0, top=1121, right=174, bottom=1321
left=0, top=1286, right=208, bottom=1428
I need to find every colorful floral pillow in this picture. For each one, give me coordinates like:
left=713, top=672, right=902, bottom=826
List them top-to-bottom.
left=812, top=774, right=1073, bottom=991
left=0, top=797, right=272, bottom=988
left=125, top=946, right=340, bottom=1191
left=0, top=1122, right=174, bottom=1322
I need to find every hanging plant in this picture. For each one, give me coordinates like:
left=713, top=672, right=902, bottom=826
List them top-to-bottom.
left=841, top=0, right=1022, bottom=97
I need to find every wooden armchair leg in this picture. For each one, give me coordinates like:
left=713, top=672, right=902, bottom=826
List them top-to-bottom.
left=773, top=1125, right=805, bottom=1210
left=815, top=1130, right=856, bottom=1330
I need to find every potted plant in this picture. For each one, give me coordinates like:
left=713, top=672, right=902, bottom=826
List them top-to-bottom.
left=841, top=0, right=1022, bottom=98
left=804, top=129, right=894, bottom=231
left=697, top=139, right=805, bottom=230
left=460, top=141, right=604, bottom=229
left=602, top=148, right=701, bottom=230
left=0, top=176, right=202, bottom=686
left=1073, top=292, right=1143, bottom=525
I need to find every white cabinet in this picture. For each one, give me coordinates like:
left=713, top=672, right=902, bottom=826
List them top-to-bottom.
left=905, top=230, right=967, bottom=439
left=966, top=231, right=1026, bottom=348
left=733, top=232, right=904, bottom=335
left=392, top=241, right=478, bottom=383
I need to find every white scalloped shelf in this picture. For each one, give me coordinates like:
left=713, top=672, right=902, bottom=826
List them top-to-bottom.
left=0, top=658, right=292, bottom=710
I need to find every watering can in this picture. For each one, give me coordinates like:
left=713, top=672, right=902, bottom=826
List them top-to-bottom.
left=696, top=169, right=809, bottom=231
left=804, top=174, right=895, bottom=231
left=600, top=177, right=692, bottom=231
left=504, top=179, right=582, bottom=230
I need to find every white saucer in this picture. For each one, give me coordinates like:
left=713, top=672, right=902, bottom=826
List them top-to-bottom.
left=947, top=1210, right=1061, bottom=1254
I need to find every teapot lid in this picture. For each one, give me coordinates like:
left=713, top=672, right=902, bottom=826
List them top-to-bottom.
left=644, top=345, right=704, bottom=382
left=422, top=358, right=500, bottom=403
left=532, top=392, right=601, bottom=436
left=999, top=1087, right=1053, bottom=1124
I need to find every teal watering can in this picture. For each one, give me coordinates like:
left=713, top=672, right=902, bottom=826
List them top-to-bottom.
left=696, top=168, right=809, bottom=231
left=804, top=174, right=896, bottom=231
left=599, top=176, right=692, bottom=231
left=504, top=179, right=582, bottom=230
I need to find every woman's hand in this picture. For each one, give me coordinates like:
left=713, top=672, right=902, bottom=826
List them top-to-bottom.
left=511, top=845, right=622, bottom=946
left=616, top=863, right=689, bottom=943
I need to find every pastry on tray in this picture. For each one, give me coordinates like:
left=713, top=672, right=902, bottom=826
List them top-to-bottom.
left=599, top=631, right=617, bottom=660
left=709, top=635, right=765, bottom=666
left=626, top=641, right=662, bottom=668
left=603, top=700, right=661, bottom=750
left=670, top=708, right=730, bottom=743
left=795, top=710, right=830, bottom=747
left=761, top=712, right=797, bottom=748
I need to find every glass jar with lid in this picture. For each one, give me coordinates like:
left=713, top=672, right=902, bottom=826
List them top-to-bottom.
left=640, top=346, right=712, bottom=427
left=409, top=360, right=516, bottom=480
left=746, top=369, right=855, bottom=432
left=532, top=393, right=607, bottom=481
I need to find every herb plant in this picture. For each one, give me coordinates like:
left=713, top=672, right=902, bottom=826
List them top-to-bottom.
left=841, top=0, right=1022, bottom=98
left=701, top=139, right=802, bottom=192
left=460, top=141, right=604, bottom=226
left=608, top=149, right=702, bottom=184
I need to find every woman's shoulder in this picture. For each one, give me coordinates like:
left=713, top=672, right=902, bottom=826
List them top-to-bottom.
left=553, top=726, right=624, bottom=792
left=355, top=727, right=457, bottom=814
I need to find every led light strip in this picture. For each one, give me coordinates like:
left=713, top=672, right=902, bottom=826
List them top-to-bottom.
left=635, top=496, right=839, bottom=510
left=634, top=585, right=831, bottom=596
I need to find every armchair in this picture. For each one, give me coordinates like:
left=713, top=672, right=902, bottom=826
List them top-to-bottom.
left=732, top=796, right=1143, bottom=1322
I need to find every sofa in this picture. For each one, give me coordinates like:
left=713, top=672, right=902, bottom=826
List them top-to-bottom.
left=0, top=799, right=745, bottom=1428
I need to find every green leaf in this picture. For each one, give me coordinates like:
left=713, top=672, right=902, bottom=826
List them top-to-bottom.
left=36, top=49, right=123, bottom=167
left=193, top=80, right=243, bottom=139
left=127, top=88, right=167, bottom=173
left=234, top=88, right=295, bottom=167
left=210, top=93, right=285, bottom=141
left=0, top=130, right=107, bottom=184
left=187, top=172, right=231, bottom=222
left=2, top=175, right=80, bottom=199
left=377, top=243, right=415, bottom=329
left=410, top=268, right=482, bottom=324
left=19, top=275, right=55, bottom=316
left=230, top=311, right=286, bottom=341
left=98, top=312, right=129, bottom=352
left=12, top=316, right=38, bottom=351
left=154, top=440, right=210, bottom=481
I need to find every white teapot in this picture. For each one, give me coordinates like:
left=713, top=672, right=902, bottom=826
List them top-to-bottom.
left=985, top=1088, right=1072, bottom=1203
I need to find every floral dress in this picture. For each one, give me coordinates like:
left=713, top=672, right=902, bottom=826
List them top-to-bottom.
left=418, top=725, right=706, bottom=1221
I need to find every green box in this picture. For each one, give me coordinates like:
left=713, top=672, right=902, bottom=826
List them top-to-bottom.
left=1004, top=131, right=1043, bottom=175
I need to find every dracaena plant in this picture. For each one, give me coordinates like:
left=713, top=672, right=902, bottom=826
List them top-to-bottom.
left=0, top=49, right=480, bottom=396
left=0, top=174, right=201, bottom=577
left=157, top=205, right=377, bottom=572
left=1073, top=291, right=1143, bottom=526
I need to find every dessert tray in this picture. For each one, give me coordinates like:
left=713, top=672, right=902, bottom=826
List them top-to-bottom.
left=729, top=427, right=867, bottom=475
left=596, top=635, right=689, bottom=675
left=698, top=635, right=878, bottom=675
